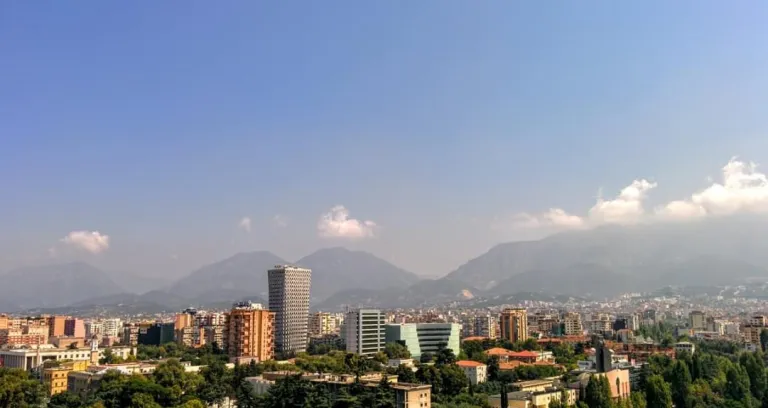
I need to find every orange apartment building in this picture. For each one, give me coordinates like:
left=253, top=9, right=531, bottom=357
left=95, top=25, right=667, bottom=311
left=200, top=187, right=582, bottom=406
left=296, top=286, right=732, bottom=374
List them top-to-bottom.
left=225, top=302, right=275, bottom=364
left=500, top=308, right=529, bottom=343
left=47, top=316, right=68, bottom=337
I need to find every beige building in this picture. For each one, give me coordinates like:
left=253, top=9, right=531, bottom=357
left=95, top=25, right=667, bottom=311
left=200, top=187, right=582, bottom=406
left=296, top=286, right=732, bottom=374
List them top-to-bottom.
left=225, top=302, right=275, bottom=363
left=501, top=308, right=528, bottom=343
left=309, top=312, right=338, bottom=336
left=564, top=312, right=583, bottom=336
left=0, top=346, right=131, bottom=371
left=43, top=360, right=90, bottom=396
left=457, top=360, right=487, bottom=385
left=489, top=387, right=577, bottom=408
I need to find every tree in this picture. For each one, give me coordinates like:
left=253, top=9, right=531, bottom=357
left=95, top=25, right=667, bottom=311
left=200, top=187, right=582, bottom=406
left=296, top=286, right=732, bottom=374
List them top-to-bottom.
left=761, top=329, right=768, bottom=353
left=385, top=342, right=411, bottom=359
left=435, top=346, right=457, bottom=366
left=420, top=352, right=434, bottom=364
left=740, top=352, right=766, bottom=402
left=487, top=355, right=501, bottom=382
left=197, top=360, right=233, bottom=405
left=670, top=360, right=692, bottom=408
left=396, top=364, right=417, bottom=383
left=439, top=364, right=469, bottom=397
left=416, top=365, right=443, bottom=395
left=724, top=365, right=752, bottom=407
left=0, top=368, right=46, bottom=408
left=645, top=374, right=672, bottom=408
left=584, top=375, right=612, bottom=408
left=500, top=383, right=509, bottom=408
left=50, top=392, right=88, bottom=408
left=631, top=392, right=647, bottom=408
left=130, top=393, right=162, bottom=408
left=177, top=400, right=206, bottom=408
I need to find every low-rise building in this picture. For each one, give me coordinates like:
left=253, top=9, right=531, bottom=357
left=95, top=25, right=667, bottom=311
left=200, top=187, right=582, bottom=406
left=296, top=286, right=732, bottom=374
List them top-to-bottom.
left=674, top=341, right=696, bottom=355
left=0, top=346, right=132, bottom=371
left=43, top=360, right=90, bottom=396
left=457, top=360, right=487, bottom=385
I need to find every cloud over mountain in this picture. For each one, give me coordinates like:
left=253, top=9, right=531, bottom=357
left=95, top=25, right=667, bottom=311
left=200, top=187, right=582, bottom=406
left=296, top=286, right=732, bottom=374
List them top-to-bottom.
left=508, top=157, right=768, bottom=232
left=317, top=205, right=376, bottom=239
left=238, top=217, right=252, bottom=232
left=59, top=230, right=110, bottom=253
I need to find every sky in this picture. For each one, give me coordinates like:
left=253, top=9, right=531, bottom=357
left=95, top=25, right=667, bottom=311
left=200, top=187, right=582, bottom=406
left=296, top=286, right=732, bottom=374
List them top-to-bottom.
left=2, top=2, right=768, bottom=279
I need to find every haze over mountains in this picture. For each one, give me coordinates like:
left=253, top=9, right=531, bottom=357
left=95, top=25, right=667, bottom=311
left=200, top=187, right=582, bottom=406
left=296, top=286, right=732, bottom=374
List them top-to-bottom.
left=4, top=216, right=768, bottom=313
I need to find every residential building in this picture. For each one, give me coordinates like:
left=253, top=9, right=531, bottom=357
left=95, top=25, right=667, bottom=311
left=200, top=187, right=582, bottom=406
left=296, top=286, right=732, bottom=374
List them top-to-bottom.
left=268, top=265, right=311, bottom=354
left=225, top=302, right=275, bottom=363
left=175, top=308, right=197, bottom=330
left=500, top=308, right=528, bottom=343
left=345, top=309, right=385, bottom=357
left=689, top=311, right=706, bottom=331
left=310, top=312, right=339, bottom=336
left=564, top=312, right=583, bottom=336
left=589, top=314, right=612, bottom=334
left=618, top=314, right=639, bottom=331
left=0, top=315, right=7, bottom=330
left=474, top=315, right=498, bottom=339
left=749, top=315, right=767, bottom=327
left=48, top=316, right=67, bottom=337
left=65, top=318, right=86, bottom=338
left=102, top=319, right=122, bottom=338
left=85, top=321, right=103, bottom=339
left=384, top=323, right=461, bottom=359
left=122, top=324, right=141, bottom=346
left=205, top=325, right=225, bottom=348
left=0, top=326, right=48, bottom=347
left=176, top=326, right=205, bottom=348
left=675, top=341, right=696, bottom=355
left=43, top=360, right=90, bottom=396
left=457, top=360, right=487, bottom=385
left=490, top=382, right=577, bottom=408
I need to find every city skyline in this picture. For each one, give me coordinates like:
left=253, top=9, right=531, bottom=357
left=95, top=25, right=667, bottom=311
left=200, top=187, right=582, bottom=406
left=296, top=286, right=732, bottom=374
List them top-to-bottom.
left=3, top=3, right=768, bottom=278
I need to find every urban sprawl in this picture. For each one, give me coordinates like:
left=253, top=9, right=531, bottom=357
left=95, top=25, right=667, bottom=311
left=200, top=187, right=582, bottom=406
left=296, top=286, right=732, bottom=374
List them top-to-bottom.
left=2, top=265, right=768, bottom=408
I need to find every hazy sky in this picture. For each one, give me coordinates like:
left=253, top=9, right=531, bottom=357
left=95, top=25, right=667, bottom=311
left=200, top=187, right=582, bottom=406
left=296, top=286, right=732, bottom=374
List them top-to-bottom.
left=3, top=2, right=768, bottom=278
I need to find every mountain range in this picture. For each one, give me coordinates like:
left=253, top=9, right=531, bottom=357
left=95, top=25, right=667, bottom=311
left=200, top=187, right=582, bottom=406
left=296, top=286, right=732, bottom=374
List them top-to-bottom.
left=5, top=216, right=768, bottom=313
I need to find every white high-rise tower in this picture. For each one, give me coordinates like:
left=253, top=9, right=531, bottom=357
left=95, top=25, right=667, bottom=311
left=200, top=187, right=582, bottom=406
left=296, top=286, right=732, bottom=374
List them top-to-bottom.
left=268, top=265, right=311, bottom=354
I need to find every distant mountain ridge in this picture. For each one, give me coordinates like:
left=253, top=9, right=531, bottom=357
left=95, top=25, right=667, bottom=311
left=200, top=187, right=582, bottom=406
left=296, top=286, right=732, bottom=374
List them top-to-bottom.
left=7, top=217, right=768, bottom=312
left=444, top=218, right=768, bottom=297
left=170, top=247, right=421, bottom=304
left=0, top=262, right=124, bottom=310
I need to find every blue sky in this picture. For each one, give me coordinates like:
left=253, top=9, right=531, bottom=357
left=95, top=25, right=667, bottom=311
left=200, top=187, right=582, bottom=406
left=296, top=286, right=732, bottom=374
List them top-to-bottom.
left=2, top=1, right=768, bottom=277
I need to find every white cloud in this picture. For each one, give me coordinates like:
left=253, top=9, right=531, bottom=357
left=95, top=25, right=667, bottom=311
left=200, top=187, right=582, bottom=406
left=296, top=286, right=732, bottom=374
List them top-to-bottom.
left=505, top=157, right=768, bottom=232
left=659, top=158, right=768, bottom=218
left=589, top=179, right=657, bottom=224
left=318, top=205, right=376, bottom=239
left=511, top=208, right=586, bottom=229
left=273, top=214, right=289, bottom=228
left=238, top=217, right=252, bottom=233
left=60, top=230, right=110, bottom=254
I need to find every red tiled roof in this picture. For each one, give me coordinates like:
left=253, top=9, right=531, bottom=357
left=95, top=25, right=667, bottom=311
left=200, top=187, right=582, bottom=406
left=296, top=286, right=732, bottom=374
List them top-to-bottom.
left=462, top=336, right=488, bottom=342
left=486, top=347, right=513, bottom=356
left=508, top=351, right=539, bottom=358
left=456, top=360, right=486, bottom=368
left=499, top=361, right=526, bottom=370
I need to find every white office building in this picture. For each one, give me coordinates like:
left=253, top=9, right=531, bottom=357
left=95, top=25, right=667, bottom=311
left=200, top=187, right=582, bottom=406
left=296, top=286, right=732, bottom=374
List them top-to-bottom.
left=345, top=309, right=386, bottom=357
